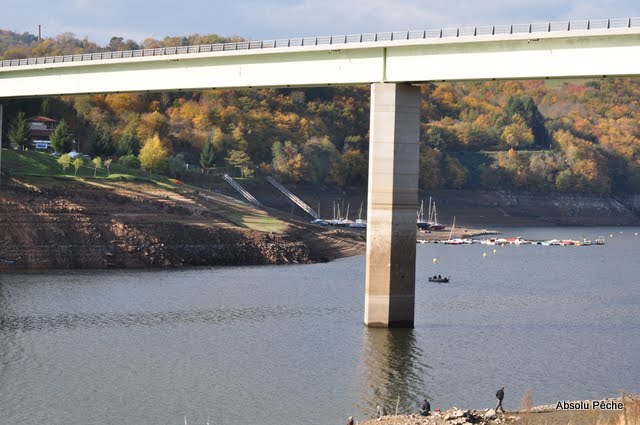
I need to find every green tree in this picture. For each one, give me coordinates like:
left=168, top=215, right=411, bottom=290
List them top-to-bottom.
left=504, top=96, right=549, bottom=147
left=8, top=112, right=32, bottom=150
left=116, top=118, right=141, bottom=156
left=50, top=119, right=75, bottom=153
left=91, top=127, right=115, bottom=157
left=199, top=133, right=216, bottom=171
left=138, top=134, right=169, bottom=176
left=302, top=136, right=339, bottom=184
left=271, top=141, right=287, bottom=175
left=419, top=146, right=444, bottom=189
left=225, top=149, right=253, bottom=178
left=340, top=150, right=367, bottom=186
left=168, top=153, right=187, bottom=178
left=57, top=154, right=71, bottom=174
left=119, top=154, right=140, bottom=169
left=444, top=156, right=469, bottom=189
left=73, top=157, right=84, bottom=176
left=92, top=157, right=103, bottom=177
left=555, top=169, right=574, bottom=192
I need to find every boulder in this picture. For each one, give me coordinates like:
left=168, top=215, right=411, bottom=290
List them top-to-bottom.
left=484, top=409, right=497, bottom=420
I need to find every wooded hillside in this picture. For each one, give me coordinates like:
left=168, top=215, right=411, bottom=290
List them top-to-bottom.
left=3, top=29, right=640, bottom=194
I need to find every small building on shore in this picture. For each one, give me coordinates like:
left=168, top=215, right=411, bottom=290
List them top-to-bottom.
left=27, top=116, right=58, bottom=151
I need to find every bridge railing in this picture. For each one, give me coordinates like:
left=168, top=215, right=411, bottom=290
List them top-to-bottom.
left=2, top=17, right=640, bottom=69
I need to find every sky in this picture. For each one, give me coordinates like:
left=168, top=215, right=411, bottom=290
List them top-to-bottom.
left=1, top=0, right=639, bottom=46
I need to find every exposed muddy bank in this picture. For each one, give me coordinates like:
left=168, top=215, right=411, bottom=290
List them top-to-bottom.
left=0, top=177, right=363, bottom=270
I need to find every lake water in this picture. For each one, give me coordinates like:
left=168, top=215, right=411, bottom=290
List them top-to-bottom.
left=1, top=227, right=639, bottom=425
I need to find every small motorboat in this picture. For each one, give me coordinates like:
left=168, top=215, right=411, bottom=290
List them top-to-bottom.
left=0, top=257, right=16, bottom=265
left=428, top=276, right=450, bottom=283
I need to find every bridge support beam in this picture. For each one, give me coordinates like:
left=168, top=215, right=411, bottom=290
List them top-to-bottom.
left=365, top=83, right=420, bottom=328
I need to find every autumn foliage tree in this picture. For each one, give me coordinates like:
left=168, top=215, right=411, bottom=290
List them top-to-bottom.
left=139, top=134, right=169, bottom=176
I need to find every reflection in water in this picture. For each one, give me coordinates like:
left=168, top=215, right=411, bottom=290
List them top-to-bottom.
left=359, top=328, right=431, bottom=416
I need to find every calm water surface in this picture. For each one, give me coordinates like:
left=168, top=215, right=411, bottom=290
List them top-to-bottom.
left=1, top=227, right=639, bottom=425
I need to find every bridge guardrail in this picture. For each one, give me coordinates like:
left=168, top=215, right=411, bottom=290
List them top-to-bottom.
left=2, top=17, right=640, bottom=69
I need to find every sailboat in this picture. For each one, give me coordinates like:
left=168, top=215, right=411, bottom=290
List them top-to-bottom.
left=417, top=199, right=430, bottom=229
left=428, top=200, right=446, bottom=231
left=350, top=201, right=367, bottom=228
left=339, top=203, right=354, bottom=226
left=443, top=216, right=468, bottom=244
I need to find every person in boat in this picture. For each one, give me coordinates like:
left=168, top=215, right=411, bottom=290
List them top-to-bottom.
left=433, top=275, right=437, bottom=280
left=437, top=275, right=442, bottom=279
left=419, top=399, right=431, bottom=416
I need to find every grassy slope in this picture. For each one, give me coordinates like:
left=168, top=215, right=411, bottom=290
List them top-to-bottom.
left=1, top=149, right=286, bottom=233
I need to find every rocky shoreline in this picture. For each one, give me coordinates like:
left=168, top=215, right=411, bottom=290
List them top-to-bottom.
left=356, top=395, right=638, bottom=425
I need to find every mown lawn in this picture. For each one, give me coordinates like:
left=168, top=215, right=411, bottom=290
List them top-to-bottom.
left=1, top=148, right=288, bottom=233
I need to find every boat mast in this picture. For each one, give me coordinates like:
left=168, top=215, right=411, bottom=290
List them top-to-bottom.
left=433, top=202, right=438, bottom=225
left=448, top=216, right=456, bottom=240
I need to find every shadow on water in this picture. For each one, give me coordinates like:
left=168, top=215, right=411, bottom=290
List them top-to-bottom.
left=358, top=327, right=432, bottom=416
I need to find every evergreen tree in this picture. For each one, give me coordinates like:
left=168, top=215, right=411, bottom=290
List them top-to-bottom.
left=504, top=96, right=549, bottom=148
left=8, top=111, right=32, bottom=150
left=50, top=119, right=75, bottom=153
left=91, top=127, right=116, bottom=157
left=116, top=127, right=140, bottom=156
left=199, top=133, right=216, bottom=171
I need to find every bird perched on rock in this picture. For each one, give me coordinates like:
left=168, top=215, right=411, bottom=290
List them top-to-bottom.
left=495, top=385, right=505, bottom=413
left=346, top=416, right=354, bottom=425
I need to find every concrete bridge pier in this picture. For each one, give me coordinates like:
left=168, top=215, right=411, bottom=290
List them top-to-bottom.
left=365, top=83, right=421, bottom=328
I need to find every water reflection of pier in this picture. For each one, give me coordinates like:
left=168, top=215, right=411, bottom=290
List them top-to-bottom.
left=358, top=328, right=431, bottom=416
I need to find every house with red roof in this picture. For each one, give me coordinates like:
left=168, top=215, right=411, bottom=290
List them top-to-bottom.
left=27, top=116, right=58, bottom=151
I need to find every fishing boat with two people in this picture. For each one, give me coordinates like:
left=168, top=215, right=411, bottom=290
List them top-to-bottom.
left=428, top=275, right=450, bottom=283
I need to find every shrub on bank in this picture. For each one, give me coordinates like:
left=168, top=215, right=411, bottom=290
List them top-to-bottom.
left=118, top=154, right=140, bottom=169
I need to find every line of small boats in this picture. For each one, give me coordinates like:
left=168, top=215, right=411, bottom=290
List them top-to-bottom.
left=312, top=197, right=449, bottom=230
left=311, top=201, right=367, bottom=228
left=423, top=236, right=606, bottom=246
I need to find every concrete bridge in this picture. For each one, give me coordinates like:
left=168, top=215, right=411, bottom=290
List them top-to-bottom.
left=2, top=18, right=640, bottom=327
